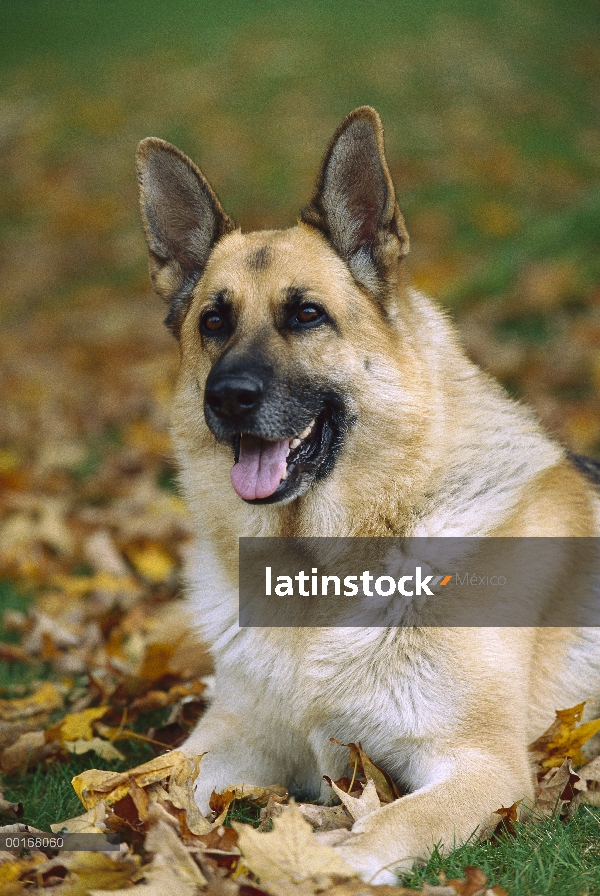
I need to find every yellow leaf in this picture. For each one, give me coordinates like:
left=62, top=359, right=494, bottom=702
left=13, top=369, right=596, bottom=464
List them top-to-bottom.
left=125, top=419, right=172, bottom=455
left=0, top=449, right=21, bottom=474
left=125, top=543, right=175, bottom=583
left=50, top=572, right=139, bottom=597
left=137, top=641, right=177, bottom=681
left=0, top=682, right=63, bottom=721
left=529, top=702, right=600, bottom=769
left=57, top=706, right=110, bottom=741
left=543, top=717, right=600, bottom=768
left=64, top=737, right=125, bottom=762
left=72, top=750, right=199, bottom=809
left=234, top=802, right=355, bottom=885
left=50, top=851, right=139, bottom=896
left=0, top=854, right=44, bottom=886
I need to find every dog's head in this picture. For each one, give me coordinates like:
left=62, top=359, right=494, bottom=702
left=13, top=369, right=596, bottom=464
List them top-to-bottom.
left=136, top=108, right=424, bottom=507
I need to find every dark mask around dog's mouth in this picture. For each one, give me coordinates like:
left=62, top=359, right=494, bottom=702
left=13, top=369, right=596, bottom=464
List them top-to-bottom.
left=230, top=405, right=343, bottom=504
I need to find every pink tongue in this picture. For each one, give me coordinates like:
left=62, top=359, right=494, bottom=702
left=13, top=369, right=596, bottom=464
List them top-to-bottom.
left=230, top=436, right=289, bottom=500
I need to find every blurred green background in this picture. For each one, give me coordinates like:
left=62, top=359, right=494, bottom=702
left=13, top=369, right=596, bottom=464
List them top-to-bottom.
left=0, top=0, right=599, bottom=454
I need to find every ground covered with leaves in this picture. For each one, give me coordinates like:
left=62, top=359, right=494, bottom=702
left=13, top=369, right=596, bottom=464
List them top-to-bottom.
left=1, top=0, right=600, bottom=894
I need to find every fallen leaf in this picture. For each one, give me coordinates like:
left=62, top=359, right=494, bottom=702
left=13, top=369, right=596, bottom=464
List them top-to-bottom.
left=83, top=530, right=130, bottom=577
left=124, top=543, right=176, bottom=583
left=137, top=641, right=179, bottom=682
left=0, top=644, right=33, bottom=664
left=129, top=680, right=206, bottom=712
left=0, top=682, right=63, bottom=722
left=528, top=702, right=600, bottom=768
left=48, top=706, right=110, bottom=742
left=0, top=717, right=48, bottom=752
left=1, top=730, right=58, bottom=775
left=63, top=737, right=125, bottom=762
left=330, top=740, right=401, bottom=803
left=72, top=750, right=197, bottom=809
left=574, top=754, right=600, bottom=789
left=533, top=758, right=579, bottom=817
left=324, top=778, right=380, bottom=821
left=213, top=784, right=288, bottom=808
left=0, top=790, right=23, bottom=819
left=233, top=801, right=356, bottom=887
left=490, top=801, right=521, bottom=840
left=51, top=802, right=108, bottom=834
left=295, top=804, right=353, bottom=833
left=144, top=818, right=207, bottom=886
left=46, top=850, right=140, bottom=896
left=0, top=852, right=46, bottom=892
left=423, top=866, right=506, bottom=895
left=89, top=869, right=197, bottom=896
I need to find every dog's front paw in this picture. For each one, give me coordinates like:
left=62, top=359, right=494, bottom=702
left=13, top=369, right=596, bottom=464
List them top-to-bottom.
left=333, top=834, right=403, bottom=886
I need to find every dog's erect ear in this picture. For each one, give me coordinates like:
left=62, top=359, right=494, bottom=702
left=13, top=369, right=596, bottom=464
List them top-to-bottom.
left=300, top=107, right=409, bottom=296
left=136, top=138, right=236, bottom=335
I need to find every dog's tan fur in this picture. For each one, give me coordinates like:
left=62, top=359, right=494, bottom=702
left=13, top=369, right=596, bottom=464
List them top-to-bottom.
left=136, top=108, right=600, bottom=883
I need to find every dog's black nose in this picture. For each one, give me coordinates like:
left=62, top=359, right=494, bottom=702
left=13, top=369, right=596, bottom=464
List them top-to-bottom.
left=205, top=375, right=263, bottom=421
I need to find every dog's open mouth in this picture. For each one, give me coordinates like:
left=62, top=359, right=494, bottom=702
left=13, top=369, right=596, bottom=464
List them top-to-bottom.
left=230, top=409, right=337, bottom=504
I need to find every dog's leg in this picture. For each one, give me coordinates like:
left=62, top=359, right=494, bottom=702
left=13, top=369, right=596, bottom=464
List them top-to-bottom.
left=180, top=702, right=300, bottom=813
left=333, top=746, right=533, bottom=884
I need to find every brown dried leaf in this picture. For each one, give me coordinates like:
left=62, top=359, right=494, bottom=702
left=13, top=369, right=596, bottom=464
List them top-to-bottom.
left=0, top=644, right=32, bottom=664
left=129, top=679, right=206, bottom=713
left=0, top=718, right=50, bottom=752
left=1, top=730, right=58, bottom=775
left=330, top=740, right=401, bottom=803
left=573, top=754, right=600, bottom=790
left=534, top=759, right=579, bottom=817
left=215, top=784, right=288, bottom=807
left=0, top=795, right=23, bottom=820
left=423, top=866, right=504, bottom=895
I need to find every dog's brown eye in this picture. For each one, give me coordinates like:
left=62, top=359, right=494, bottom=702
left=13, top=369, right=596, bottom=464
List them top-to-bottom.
left=296, top=305, right=324, bottom=324
left=201, top=310, right=226, bottom=333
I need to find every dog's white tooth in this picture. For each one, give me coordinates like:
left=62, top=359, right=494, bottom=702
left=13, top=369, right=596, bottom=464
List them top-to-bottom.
left=299, top=426, right=311, bottom=439
left=290, top=438, right=301, bottom=450
left=281, top=469, right=288, bottom=481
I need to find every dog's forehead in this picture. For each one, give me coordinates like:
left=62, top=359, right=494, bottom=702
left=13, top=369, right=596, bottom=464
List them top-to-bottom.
left=200, top=226, right=352, bottom=308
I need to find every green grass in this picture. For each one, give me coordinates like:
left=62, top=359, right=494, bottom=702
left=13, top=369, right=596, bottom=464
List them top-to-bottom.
left=1, top=746, right=157, bottom=831
left=402, top=806, right=600, bottom=896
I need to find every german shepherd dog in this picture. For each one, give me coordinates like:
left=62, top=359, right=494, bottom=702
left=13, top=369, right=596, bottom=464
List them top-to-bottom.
left=136, top=108, right=600, bottom=883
